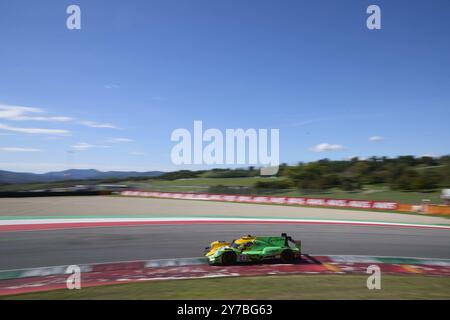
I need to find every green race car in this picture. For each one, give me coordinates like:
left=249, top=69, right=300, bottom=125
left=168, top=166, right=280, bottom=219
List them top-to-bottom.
left=204, top=233, right=302, bottom=265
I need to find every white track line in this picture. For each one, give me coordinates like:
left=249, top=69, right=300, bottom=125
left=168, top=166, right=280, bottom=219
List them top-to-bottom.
left=0, top=217, right=449, bottom=230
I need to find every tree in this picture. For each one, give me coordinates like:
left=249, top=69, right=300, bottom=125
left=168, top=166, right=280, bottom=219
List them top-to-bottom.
left=341, top=178, right=361, bottom=191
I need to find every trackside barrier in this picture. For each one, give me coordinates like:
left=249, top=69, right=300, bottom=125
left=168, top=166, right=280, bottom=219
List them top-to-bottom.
left=120, top=191, right=399, bottom=211
left=397, top=203, right=450, bottom=215
left=425, top=205, right=450, bottom=215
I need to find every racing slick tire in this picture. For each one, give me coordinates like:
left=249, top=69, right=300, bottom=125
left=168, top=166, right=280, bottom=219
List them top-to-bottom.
left=280, top=249, right=295, bottom=264
left=221, top=251, right=237, bottom=265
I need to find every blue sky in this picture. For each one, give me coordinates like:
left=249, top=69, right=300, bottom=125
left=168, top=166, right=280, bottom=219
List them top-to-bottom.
left=0, top=0, right=449, bottom=173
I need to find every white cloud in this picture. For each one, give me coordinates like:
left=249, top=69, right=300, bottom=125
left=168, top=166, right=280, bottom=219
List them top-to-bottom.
left=104, top=84, right=120, bottom=89
left=0, top=105, right=72, bottom=122
left=0, top=105, right=124, bottom=134
left=14, top=115, right=72, bottom=121
left=80, top=121, right=118, bottom=129
left=0, top=123, right=70, bottom=135
left=369, top=136, right=385, bottom=142
left=109, top=138, right=133, bottom=143
left=71, top=142, right=95, bottom=151
left=71, top=142, right=112, bottom=151
left=310, top=143, right=345, bottom=152
left=0, top=147, right=42, bottom=152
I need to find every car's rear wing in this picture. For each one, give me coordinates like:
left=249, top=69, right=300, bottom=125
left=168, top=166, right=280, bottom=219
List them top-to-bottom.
left=281, top=233, right=301, bottom=249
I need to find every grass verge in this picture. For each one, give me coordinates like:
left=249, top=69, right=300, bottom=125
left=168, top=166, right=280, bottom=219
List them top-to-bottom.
left=3, top=275, right=450, bottom=300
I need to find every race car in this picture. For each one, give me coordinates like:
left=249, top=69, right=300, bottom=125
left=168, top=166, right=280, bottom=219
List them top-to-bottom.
left=204, top=233, right=301, bottom=265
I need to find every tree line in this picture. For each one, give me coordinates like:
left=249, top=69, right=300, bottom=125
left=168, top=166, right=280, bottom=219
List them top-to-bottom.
left=150, top=155, right=450, bottom=192
left=272, top=156, right=450, bottom=192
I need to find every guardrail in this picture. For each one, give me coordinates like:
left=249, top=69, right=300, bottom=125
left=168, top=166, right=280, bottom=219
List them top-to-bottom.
left=120, top=190, right=399, bottom=210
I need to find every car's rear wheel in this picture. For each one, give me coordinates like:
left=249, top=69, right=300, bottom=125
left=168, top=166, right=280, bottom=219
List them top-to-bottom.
left=280, top=249, right=295, bottom=264
left=221, top=251, right=237, bottom=265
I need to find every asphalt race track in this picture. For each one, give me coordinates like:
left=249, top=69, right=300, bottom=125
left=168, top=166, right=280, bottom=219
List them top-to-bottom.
left=1, top=196, right=448, bottom=225
left=1, top=223, right=449, bottom=270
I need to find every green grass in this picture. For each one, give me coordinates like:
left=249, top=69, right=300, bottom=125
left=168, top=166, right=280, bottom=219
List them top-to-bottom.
left=127, top=177, right=282, bottom=190
left=0, top=181, right=98, bottom=192
left=0, top=182, right=60, bottom=192
left=277, top=188, right=443, bottom=204
left=3, top=275, right=449, bottom=300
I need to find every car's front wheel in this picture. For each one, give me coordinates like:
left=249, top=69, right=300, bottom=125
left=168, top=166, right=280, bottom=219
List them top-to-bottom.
left=280, top=249, right=295, bottom=263
left=221, top=251, right=237, bottom=265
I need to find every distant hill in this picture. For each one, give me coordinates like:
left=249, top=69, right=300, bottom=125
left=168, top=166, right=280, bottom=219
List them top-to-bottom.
left=0, top=169, right=165, bottom=184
